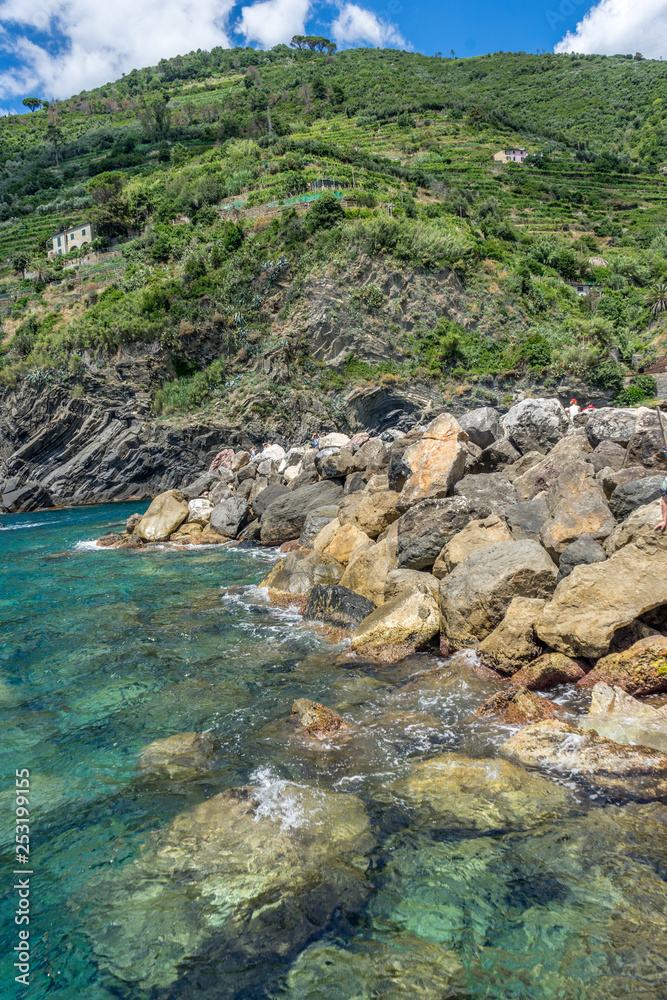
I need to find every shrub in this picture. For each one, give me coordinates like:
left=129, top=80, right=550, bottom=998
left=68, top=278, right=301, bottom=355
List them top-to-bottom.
left=614, top=374, right=657, bottom=405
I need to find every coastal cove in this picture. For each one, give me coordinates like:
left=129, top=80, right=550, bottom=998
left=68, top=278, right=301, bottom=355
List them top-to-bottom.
left=2, top=501, right=667, bottom=999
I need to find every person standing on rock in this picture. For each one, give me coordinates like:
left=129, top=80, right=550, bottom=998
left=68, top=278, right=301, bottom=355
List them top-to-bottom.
left=569, top=399, right=580, bottom=422
left=312, top=433, right=320, bottom=449
left=250, top=446, right=257, bottom=459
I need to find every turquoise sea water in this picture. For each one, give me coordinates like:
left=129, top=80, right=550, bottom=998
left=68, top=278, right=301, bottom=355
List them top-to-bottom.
left=1, top=504, right=666, bottom=1000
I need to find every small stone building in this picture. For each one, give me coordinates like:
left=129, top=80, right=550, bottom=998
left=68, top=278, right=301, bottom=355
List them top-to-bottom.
left=492, top=147, right=529, bottom=164
left=49, top=222, right=93, bottom=257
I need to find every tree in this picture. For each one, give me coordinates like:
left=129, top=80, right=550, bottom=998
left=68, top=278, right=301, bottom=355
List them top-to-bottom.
left=290, top=35, right=306, bottom=50
left=137, top=94, right=171, bottom=140
left=22, top=98, right=42, bottom=112
left=46, top=122, right=63, bottom=167
left=88, top=172, right=131, bottom=236
left=305, top=192, right=344, bottom=233
left=11, top=250, right=31, bottom=275
left=648, top=283, right=667, bottom=316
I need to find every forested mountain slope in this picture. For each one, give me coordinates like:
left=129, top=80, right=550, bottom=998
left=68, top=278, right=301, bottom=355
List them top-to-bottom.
left=1, top=45, right=667, bottom=481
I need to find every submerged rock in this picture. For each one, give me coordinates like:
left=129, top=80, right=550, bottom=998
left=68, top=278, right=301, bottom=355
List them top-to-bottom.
left=581, top=682, right=667, bottom=753
left=500, top=719, right=667, bottom=801
left=137, top=731, right=217, bottom=779
left=382, top=753, right=573, bottom=833
left=87, top=781, right=372, bottom=992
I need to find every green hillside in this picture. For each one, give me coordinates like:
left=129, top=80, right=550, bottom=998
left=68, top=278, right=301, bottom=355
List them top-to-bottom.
left=2, top=45, right=667, bottom=418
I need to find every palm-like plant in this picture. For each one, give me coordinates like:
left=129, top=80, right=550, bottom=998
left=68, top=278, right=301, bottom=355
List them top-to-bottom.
left=649, top=283, right=667, bottom=316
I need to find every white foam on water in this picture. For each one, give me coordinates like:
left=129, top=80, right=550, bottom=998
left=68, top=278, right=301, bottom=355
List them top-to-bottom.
left=1, top=519, right=51, bottom=531
left=73, top=540, right=104, bottom=551
left=249, top=766, right=322, bottom=832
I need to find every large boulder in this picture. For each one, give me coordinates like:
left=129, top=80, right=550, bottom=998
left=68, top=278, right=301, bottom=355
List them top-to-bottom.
left=500, top=398, right=569, bottom=455
left=625, top=405, right=667, bottom=469
left=457, top=406, right=501, bottom=450
left=585, top=408, right=637, bottom=449
left=397, top=413, right=468, bottom=509
left=318, top=432, right=350, bottom=449
left=511, top=433, right=592, bottom=500
left=352, top=437, right=386, bottom=471
left=474, top=437, right=520, bottom=473
left=588, top=439, right=627, bottom=473
left=315, top=446, right=356, bottom=479
left=209, top=447, right=234, bottom=471
left=231, top=450, right=250, bottom=472
left=539, top=461, right=615, bottom=560
left=598, top=465, right=654, bottom=500
left=181, top=470, right=219, bottom=500
left=452, top=472, right=522, bottom=516
left=609, top=476, right=664, bottom=522
left=260, top=480, right=344, bottom=545
left=252, top=484, right=290, bottom=518
left=134, top=490, right=189, bottom=542
left=352, top=491, right=401, bottom=539
left=209, top=496, right=249, bottom=537
left=505, top=496, right=550, bottom=541
left=186, top=497, right=213, bottom=526
left=397, top=497, right=484, bottom=571
left=603, top=499, right=662, bottom=555
left=298, top=506, right=339, bottom=547
left=433, top=513, right=513, bottom=579
left=312, top=517, right=341, bottom=552
left=323, top=522, right=373, bottom=566
left=535, top=533, right=667, bottom=658
left=556, top=534, right=607, bottom=582
left=339, top=538, right=397, bottom=605
left=439, top=540, right=558, bottom=648
left=259, top=550, right=344, bottom=597
left=384, top=569, right=439, bottom=603
left=303, top=585, right=376, bottom=630
left=349, top=586, right=439, bottom=662
left=476, top=597, right=546, bottom=673
left=586, top=636, right=667, bottom=696
left=511, top=652, right=586, bottom=690
left=500, top=719, right=667, bottom=802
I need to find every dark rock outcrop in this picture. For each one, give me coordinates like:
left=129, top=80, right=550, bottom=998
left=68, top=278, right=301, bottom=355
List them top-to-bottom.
left=260, top=480, right=344, bottom=545
left=303, top=584, right=376, bottom=629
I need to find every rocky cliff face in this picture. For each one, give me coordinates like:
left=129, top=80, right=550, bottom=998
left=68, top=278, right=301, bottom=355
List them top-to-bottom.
left=0, top=375, right=238, bottom=512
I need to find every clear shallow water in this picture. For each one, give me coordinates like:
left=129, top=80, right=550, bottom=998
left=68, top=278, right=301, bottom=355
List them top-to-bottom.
left=1, top=504, right=666, bottom=1000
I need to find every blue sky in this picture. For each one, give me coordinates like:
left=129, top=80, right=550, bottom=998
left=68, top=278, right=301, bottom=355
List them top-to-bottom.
left=0, top=0, right=665, bottom=112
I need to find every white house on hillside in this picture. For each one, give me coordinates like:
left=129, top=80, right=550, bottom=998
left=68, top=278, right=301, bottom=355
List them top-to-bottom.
left=49, top=222, right=93, bottom=258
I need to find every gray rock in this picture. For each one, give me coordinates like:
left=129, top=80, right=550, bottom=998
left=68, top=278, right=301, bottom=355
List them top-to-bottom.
left=501, top=398, right=569, bottom=455
left=458, top=406, right=501, bottom=450
left=625, top=406, right=667, bottom=469
left=585, top=407, right=637, bottom=449
left=387, top=432, right=422, bottom=491
left=474, top=437, right=521, bottom=473
left=353, top=438, right=386, bottom=472
left=591, top=439, right=627, bottom=472
left=315, top=446, right=355, bottom=479
left=237, top=463, right=257, bottom=483
left=598, top=466, right=656, bottom=500
left=288, top=468, right=319, bottom=490
left=181, top=470, right=219, bottom=500
left=343, top=472, right=366, bottom=495
left=453, top=472, right=522, bottom=516
left=609, top=477, right=664, bottom=522
left=1, top=479, right=53, bottom=512
left=260, top=480, right=344, bottom=545
left=209, top=482, right=233, bottom=506
left=252, top=484, right=290, bottom=519
left=397, top=496, right=486, bottom=570
left=209, top=497, right=249, bottom=537
left=505, top=497, right=550, bottom=541
left=299, top=506, right=340, bottom=546
left=126, top=512, right=142, bottom=534
left=238, top=518, right=261, bottom=542
left=557, top=535, right=607, bottom=583
left=439, top=539, right=558, bottom=648
left=384, top=568, right=439, bottom=602
left=303, top=585, right=376, bottom=629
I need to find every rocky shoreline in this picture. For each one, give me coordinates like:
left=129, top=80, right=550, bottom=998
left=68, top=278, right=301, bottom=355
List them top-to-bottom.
left=96, top=396, right=667, bottom=796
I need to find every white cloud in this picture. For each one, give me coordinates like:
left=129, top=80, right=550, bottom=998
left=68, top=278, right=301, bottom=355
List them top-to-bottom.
left=0, top=0, right=236, bottom=99
left=236, top=0, right=312, bottom=48
left=555, top=0, right=667, bottom=58
left=332, top=2, right=405, bottom=47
